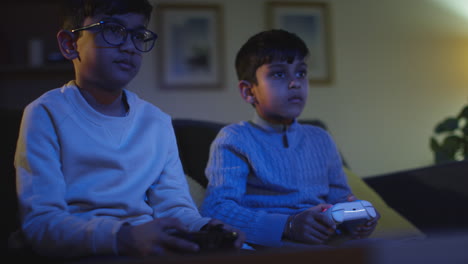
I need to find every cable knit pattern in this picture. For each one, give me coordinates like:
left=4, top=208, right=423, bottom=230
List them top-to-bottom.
left=200, top=116, right=352, bottom=247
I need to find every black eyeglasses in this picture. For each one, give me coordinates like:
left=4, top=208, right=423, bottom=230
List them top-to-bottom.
left=71, top=21, right=157, bottom=52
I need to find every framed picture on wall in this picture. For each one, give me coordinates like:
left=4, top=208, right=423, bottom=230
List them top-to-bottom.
left=266, top=2, right=333, bottom=84
left=155, top=4, right=224, bottom=90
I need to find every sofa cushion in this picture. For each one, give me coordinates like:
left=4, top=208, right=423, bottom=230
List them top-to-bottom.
left=174, top=118, right=426, bottom=239
left=173, top=119, right=224, bottom=188
left=185, top=167, right=426, bottom=239
left=344, top=167, right=425, bottom=239
left=185, top=174, right=206, bottom=209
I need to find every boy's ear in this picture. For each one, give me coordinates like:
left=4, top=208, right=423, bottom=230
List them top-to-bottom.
left=57, top=29, right=78, bottom=60
left=239, top=80, right=256, bottom=104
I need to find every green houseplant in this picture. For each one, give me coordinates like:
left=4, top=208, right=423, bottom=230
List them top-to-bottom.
left=430, top=104, right=468, bottom=164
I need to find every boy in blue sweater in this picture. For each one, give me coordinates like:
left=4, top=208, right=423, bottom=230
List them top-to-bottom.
left=200, top=29, right=379, bottom=248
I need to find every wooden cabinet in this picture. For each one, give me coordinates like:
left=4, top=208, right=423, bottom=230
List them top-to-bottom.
left=1, top=0, right=73, bottom=80
left=1, top=1, right=73, bottom=109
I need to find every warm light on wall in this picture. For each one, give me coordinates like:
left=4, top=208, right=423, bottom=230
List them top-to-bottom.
left=430, top=0, right=468, bottom=96
left=432, top=0, right=468, bottom=22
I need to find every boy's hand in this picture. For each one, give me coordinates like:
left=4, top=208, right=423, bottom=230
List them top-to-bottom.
left=346, top=193, right=357, bottom=202
left=344, top=194, right=380, bottom=239
left=286, top=204, right=336, bottom=245
left=347, top=209, right=381, bottom=239
left=117, top=217, right=200, bottom=257
left=201, top=218, right=247, bottom=249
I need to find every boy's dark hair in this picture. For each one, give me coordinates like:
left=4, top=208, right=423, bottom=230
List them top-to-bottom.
left=61, top=0, right=153, bottom=30
left=235, top=29, right=309, bottom=84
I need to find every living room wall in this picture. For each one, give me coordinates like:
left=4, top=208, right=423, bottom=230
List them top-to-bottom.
left=2, top=0, right=467, bottom=178
left=130, top=0, right=468, bottom=177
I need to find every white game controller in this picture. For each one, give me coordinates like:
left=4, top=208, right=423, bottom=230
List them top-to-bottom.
left=323, top=200, right=377, bottom=227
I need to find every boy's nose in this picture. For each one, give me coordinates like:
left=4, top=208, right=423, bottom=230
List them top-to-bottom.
left=120, top=35, right=137, bottom=52
left=288, top=79, right=301, bottom=89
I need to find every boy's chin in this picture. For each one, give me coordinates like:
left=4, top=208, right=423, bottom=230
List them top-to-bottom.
left=110, top=72, right=137, bottom=85
left=105, top=78, right=133, bottom=90
left=285, top=110, right=304, bottom=121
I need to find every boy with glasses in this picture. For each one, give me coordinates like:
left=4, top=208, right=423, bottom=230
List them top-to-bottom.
left=12, top=0, right=244, bottom=258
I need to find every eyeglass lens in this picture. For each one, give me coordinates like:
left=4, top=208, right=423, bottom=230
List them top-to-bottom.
left=102, top=22, right=156, bottom=52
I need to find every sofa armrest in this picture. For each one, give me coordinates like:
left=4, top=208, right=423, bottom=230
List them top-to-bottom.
left=2, top=108, right=23, bottom=244
left=364, top=160, right=468, bottom=235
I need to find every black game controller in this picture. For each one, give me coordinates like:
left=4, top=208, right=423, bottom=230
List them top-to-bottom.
left=170, top=224, right=238, bottom=251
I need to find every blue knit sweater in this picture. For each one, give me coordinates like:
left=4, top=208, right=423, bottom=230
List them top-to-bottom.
left=200, top=114, right=352, bottom=247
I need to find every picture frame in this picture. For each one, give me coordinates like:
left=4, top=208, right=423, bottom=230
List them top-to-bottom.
left=266, top=2, right=333, bottom=84
left=155, top=4, right=224, bottom=90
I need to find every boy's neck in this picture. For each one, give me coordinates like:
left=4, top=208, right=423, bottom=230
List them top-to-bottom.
left=75, top=82, right=128, bottom=117
left=252, top=112, right=295, bottom=132
left=254, top=112, right=294, bottom=126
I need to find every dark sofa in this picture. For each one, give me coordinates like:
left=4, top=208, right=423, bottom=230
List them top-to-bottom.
left=3, top=108, right=468, bottom=253
left=172, top=119, right=468, bottom=236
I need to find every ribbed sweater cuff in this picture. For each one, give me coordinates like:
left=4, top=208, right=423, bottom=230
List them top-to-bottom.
left=252, top=213, right=289, bottom=247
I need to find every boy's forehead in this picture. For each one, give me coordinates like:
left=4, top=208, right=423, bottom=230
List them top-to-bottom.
left=85, top=12, right=147, bottom=26
left=265, top=57, right=307, bottom=66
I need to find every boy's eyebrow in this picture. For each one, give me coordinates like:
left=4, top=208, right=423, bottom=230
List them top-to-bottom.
left=100, top=16, right=146, bottom=29
left=100, top=16, right=121, bottom=23
left=266, top=61, right=308, bottom=68
left=267, top=61, right=291, bottom=67
left=297, top=62, right=308, bottom=68
left=267, top=63, right=286, bottom=67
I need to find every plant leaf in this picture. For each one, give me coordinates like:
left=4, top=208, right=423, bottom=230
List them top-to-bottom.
left=458, top=105, right=468, bottom=119
left=434, top=117, right=459, bottom=133
left=462, top=122, right=468, bottom=135
left=440, top=135, right=462, bottom=155
left=430, top=137, right=440, bottom=151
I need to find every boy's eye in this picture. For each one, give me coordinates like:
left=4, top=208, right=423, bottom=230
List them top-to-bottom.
left=104, top=23, right=126, bottom=36
left=134, top=30, right=153, bottom=42
left=133, top=31, right=148, bottom=41
left=296, top=71, right=307, bottom=79
left=271, top=72, right=286, bottom=78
